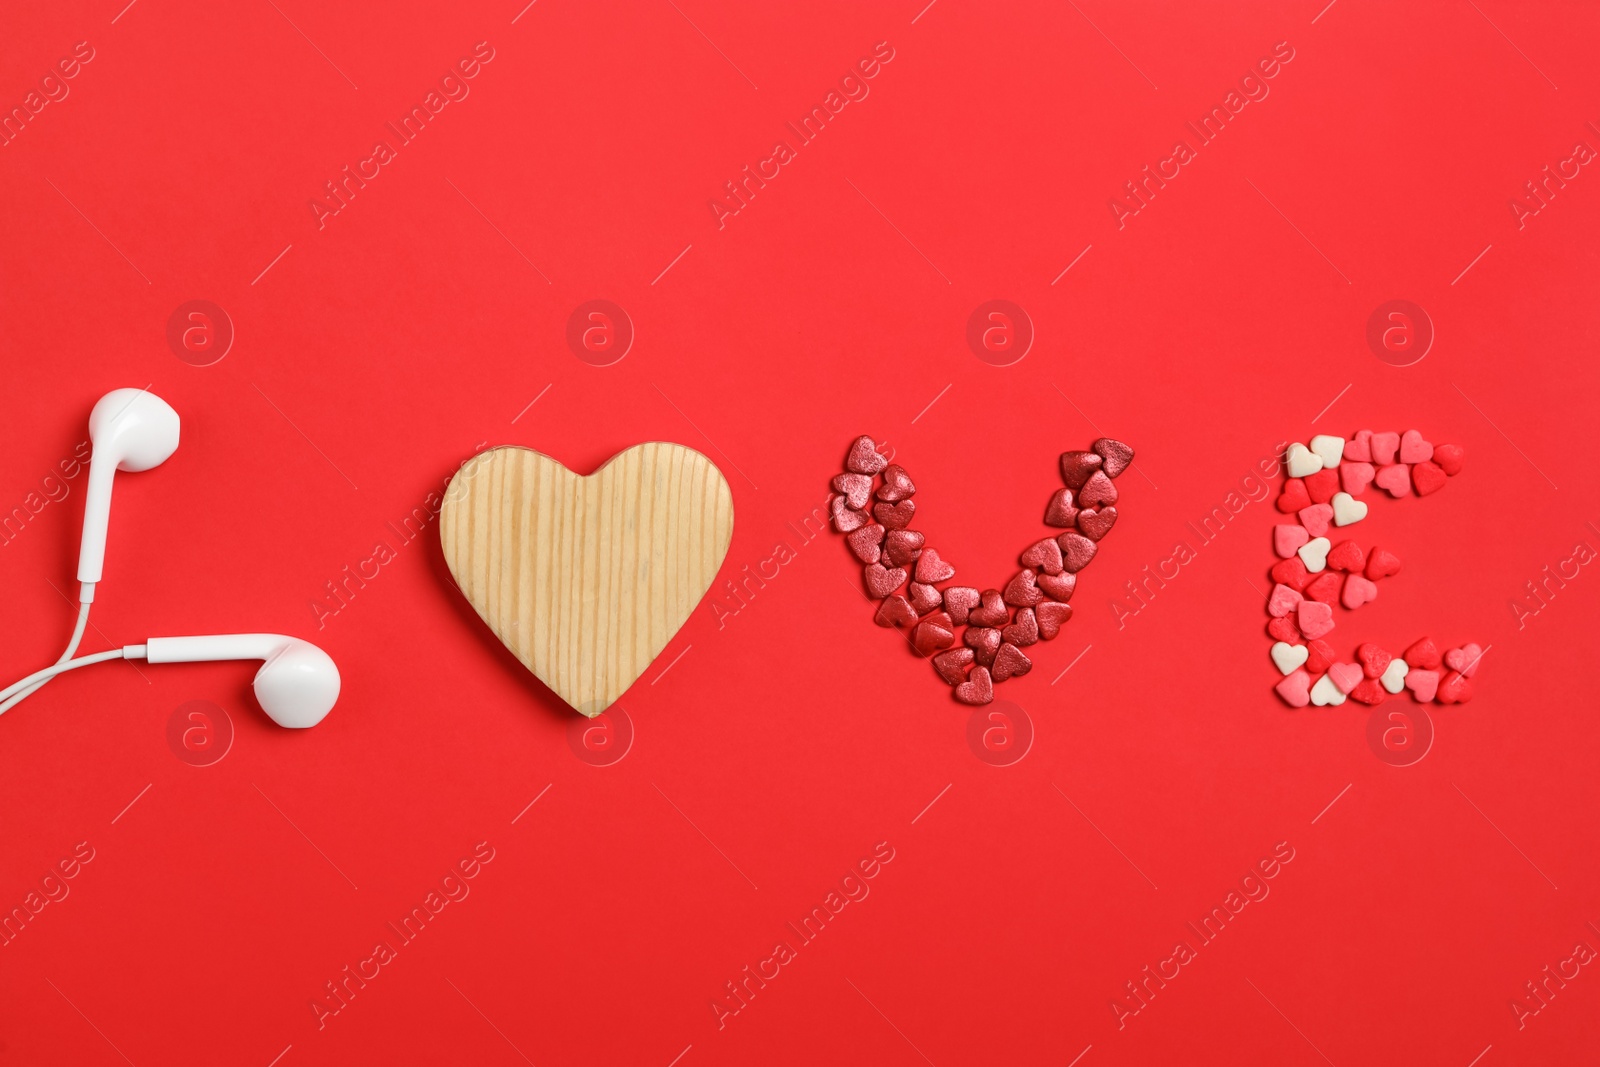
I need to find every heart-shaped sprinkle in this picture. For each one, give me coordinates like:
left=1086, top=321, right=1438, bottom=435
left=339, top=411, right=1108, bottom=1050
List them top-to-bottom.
left=1345, top=430, right=1373, bottom=462
left=1399, top=430, right=1433, bottom=464
left=1370, top=432, right=1400, bottom=465
left=1310, top=434, right=1346, bottom=468
left=846, top=435, right=888, bottom=474
left=1092, top=437, right=1136, bottom=478
left=1286, top=442, right=1322, bottom=477
left=1433, top=443, right=1464, bottom=476
left=1059, top=451, right=1103, bottom=489
left=1412, top=461, right=1447, bottom=496
left=1340, top=462, right=1375, bottom=496
left=876, top=464, right=917, bottom=502
left=1373, top=464, right=1411, bottom=498
left=1305, top=468, right=1340, bottom=505
left=1078, top=470, right=1118, bottom=508
left=832, top=473, right=872, bottom=509
left=1277, top=479, right=1311, bottom=514
left=1044, top=488, right=1079, bottom=527
left=1331, top=492, right=1368, bottom=526
left=831, top=495, right=869, bottom=532
left=872, top=500, right=915, bottom=530
left=1298, top=503, right=1334, bottom=537
left=1077, top=507, right=1117, bottom=541
left=846, top=523, right=885, bottom=563
left=1274, top=524, right=1310, bottom=558
left=883, top=529, right=925, bottom=567
left=1057, top=532, right=1098, bottom=572
left=1297, top=536, right=1331, bottom=573
left=1020, top=538, right=1065, bottom=575
left=1326, top=540, right=1365, bottom=573
left=915, top=547, right=956, bottom=583
left=1365, top=547, right=1402, bottom=580
left=1270, top=556, right=1311, bottom=591
left=864, top=563, right=908, bottom=599
left=1003, top=569, right=1044, bottom=607
left=1037, top=571, right=1077, bottom=601
left=1304, top=571, right=1341, bottom=604
left=1341, top=573, right=1378, bottom=609
left=908, top=581, right=943, bottom=615
left=1268, top=584, right=1304, bottom=617
left=943, top=586, right=980, bottom=626
left=969, top=589, right=1009, bottom=627
left=874, top=594, right=916, bottom=628
left=1297, top=600, right=1335, bottom=639
left=1035, top=601, right=1072, bottom=639
left=1002, top=607, right=1039, bottom=647
left=912, top=611, right=955, bottom=655
left=1268, top=616, right=1301, bottom=643
left=964, top=626, right=1002, bottom=666
left=1404, top=637, right=1442, bottom=670
left=1306, top=639, right=1337, bottom=676
left=1271, top=641, right=1309, bottom=675
left=991, top=642, right=1033, bottom=682
left=1357, top=642, right=1392, bottom=678
left=1444, top=643, right=1484, bottom=678
left=933, top=647, right=974, bottom=685
left=1380, top=657, right=1408, bottom=694
left=1328, top=662, right=1363, bottom=694
left=954, top=665, right=993, bottom=705
left=1276, top=668, right=1312, bottom=708
left=1404, top=668, right=1439, bottom=702
left=1437, top=672, right=1473, bottom=704
left=1310, top=674, right=1347, bottom=706
left=1349, top=678, right=1387, bottom=705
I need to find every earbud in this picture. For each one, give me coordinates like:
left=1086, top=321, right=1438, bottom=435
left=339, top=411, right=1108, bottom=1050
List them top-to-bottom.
left=78, top=388, right=181, bottom=589
left=136, top=635, right=341, bottom=728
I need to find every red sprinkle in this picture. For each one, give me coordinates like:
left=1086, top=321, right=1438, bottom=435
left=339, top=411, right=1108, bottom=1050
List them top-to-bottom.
left=846, top=435, right=888, bottom=474
left=1091, top=437, right=1135, bottom=478
left=1433, top=443, right=1465, bottom=476
left=1059, top=451, right=1103, bottom=490
left=876, top=464, right=917, bottom=502
left=1304, top=468, right=1340, bottom=505
left=1078, top=470, right=1118, bottom=508
left=832, top=473, right=872, bottom=509
left=1277, top=479, right=1311, bottom=514
left=1044, top=488, right=1079, bottom=527
left=831, top=495, right=868, bottom=532
left=872, top=500, right=915, bottom=530
left=1077, top=507, right=1117, bottom=541
left=846, top=523, right=885, bottom=564
left=883, top=529, right=925, bottom=567
left=1056, top=532, right=1098, bottom=572
left=1020, top=538, right=1065, bottom=575
left=1326, top=540, right=1365, bottom=573
left=915, top=547, right=956, bottom=583
left=1365, top=547, right=1402, bottom=581
left=1270, top=556, right=1311, bottom=592
left=863, top=563, right=908, bottom=599
left=1003, top=569, right=1044, bottom=607
left=1037, top=571, right=1077, bottom=601
left=1304, top=571, right=1341, bottom=604
left=908, top=581, right=943, bottom=615
left=943, top=586, right=980, bottom=626
left=969, top=590, right=1009, bottom=627
left=874, top=594, right=916, bottom=628
left=1035, top=601, right=1073, bottom=639
left=1002, top=607, right=1039, bottom=647
left=912, top=612, right=955, bottom=655
left=964, top=626, right=1002, bottom=667
left=1404, top=636, right=1442, bottom=670
left=991, top=642, right=1033, bottom=682
left=1357, top=642, right=1392, bottom=678
left=933, top=647, right=974, bottom=685
left=954, top=665, right=994, bottom=705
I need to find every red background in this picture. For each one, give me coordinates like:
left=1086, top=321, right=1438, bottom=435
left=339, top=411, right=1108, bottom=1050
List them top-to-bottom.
left=2, top=0, right=1598, bottom=1063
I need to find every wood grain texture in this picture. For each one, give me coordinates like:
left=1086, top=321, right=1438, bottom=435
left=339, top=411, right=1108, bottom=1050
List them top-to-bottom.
left=440, top=443, right=734, bottom=717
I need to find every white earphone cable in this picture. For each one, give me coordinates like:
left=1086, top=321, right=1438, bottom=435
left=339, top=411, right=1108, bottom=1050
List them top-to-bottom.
left=0, top=596, right=94, bottom=714
left=0, top=647, right=128, bottom=711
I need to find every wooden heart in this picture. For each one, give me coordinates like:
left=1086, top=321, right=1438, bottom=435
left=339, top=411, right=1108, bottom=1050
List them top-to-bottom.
left=440, top=443, right=734, bottom=717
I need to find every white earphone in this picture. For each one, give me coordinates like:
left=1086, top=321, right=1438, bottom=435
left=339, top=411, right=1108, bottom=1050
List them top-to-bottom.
left=0, top=388, right=340, bottom=728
